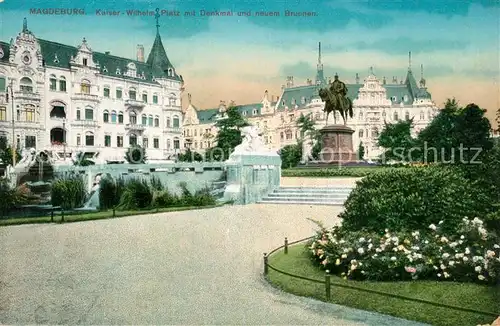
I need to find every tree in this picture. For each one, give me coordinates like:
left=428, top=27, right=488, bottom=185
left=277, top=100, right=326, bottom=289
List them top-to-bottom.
left=206, top=104, right=249, bottom=161
left=296, top=113, right=321, bottom=160
left=377, top=119, right=417, bottom=163
left=0, top=136, right=21, bottom=166
left=358, top=142, right=365, bottom=160
left=279, top=144, right=302, bottom=168
left=125, top=145, right=147, bottom=164
left=178, top=148, right=203, bottom=162
left=72, top=151, right=95, bottom=166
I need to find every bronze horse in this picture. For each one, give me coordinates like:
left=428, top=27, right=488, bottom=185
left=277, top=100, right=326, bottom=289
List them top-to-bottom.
left=318, top=80, right=354, bottom=125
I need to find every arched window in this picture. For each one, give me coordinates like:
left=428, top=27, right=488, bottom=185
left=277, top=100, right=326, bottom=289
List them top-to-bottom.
left=0, top=75, right=6, bottom=92
left=49, top=75, right=57, bottom=91
left=59, top=76, right=67, bottom=92
left=20, top=77, right=33, bottom=92
left=80, top=79, right=90, bottom=94
left=116, top=87, right=123, bottom=99
left=128, top=87, right=136, bottom=100
left=169, top=96, right=176, bottom=106
left=301, top=96, right=306, bottom=104
left=25, top=105, right=35, bottom=122
left=84, top=106, right=94, bottom=120
left=76, top=108, right=81, bottom=120
left=103, top=110, right=109, bottom=123
left=111, top=110, right=117, bottom=123
left=118, top=111, right=124, bottom=123
left=129, top=111, right=137, bottom=124
left=359, top=111, right=363, bottom=119
left=393, top=111, right=398, bottom=121
left=405, top=111, right=410, bottom=120
left=420, top=111, right=425, bottom=120
left=315, top=112, right=321, bottom=120
left=141, top=114, right=147, bottom=125
left=148, top=114, right=153, bottom=126
left=154, top=115, right=159, bottom=127
left=173, top=116, right=180, bottom=128
left=166, top=117, right=171, bottom=128
left=372, top=127, right=379, bottom=138
left=285, top=129, right=293, bottom=140
left=359, top=129, right=364, bottom=138
left=85, top=131, right=95, bottom=146
left=76, top=133, right=81, bottom=146
left=129, top=133, right=137, bottom=146
left=173, top=137, right=180, bottom=149
left=166, top=139, right=171, bottom=149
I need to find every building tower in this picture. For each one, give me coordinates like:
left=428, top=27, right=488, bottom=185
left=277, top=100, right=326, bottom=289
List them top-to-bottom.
left=315, top=42, right=327, bottom=86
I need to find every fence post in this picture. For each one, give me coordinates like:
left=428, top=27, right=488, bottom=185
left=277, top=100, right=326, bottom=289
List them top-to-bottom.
left=112, top=206, right=116, bottom=217
left=61, top=209, right=65, bottom=222
left=284, top=237, right=288, bottom=254
left=263, top=253, right=268, bottom=275
left=325, top=274, right=331, bottom=300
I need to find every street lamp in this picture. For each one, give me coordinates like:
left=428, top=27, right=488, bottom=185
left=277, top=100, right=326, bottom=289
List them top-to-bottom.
left=7, top=80, right=15, bottom=166
left=62, top=118, right=66, bottom=160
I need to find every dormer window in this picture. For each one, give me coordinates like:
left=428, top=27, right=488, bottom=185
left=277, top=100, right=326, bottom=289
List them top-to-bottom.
left=53, top=54, right=59, bottom=63
left=83, top=58, right=88, bottom=66
left=103, top=66, right=108, bottom=73
left=116, top=68, right=121, bottom=75
left=403, top=95, right=409, bottom=102
left=301, top=97, right=306, bottom=104
left=253, top=109, right=258, bottom=115
left=242, top=111, right=247, bottom=116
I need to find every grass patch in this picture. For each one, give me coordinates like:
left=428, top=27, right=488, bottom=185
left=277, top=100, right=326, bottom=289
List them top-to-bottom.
left=282, top=167, right=388, bottom=178
left=0, top=203, right=227, bottom=227
left=267, top=244, right=499, bottom=326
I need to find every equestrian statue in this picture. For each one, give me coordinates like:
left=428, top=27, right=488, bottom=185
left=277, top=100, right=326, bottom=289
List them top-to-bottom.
left=318, top=74, right=353, bottom=125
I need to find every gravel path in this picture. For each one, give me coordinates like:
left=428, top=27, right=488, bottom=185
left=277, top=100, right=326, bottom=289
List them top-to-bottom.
left=0, top=204, right=427, bottom=325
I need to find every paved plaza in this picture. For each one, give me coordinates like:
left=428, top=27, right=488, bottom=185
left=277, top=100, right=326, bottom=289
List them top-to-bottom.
left=0, top=203, right=426, bottom=325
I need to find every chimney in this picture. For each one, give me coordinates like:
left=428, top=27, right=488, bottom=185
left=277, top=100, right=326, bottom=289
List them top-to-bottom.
left=136, top=44, right=145, bottom=62
left=105, top=51, right=110, bottom=55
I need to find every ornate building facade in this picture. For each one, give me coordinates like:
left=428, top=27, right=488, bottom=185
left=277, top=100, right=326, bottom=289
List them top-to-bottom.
left=0, top=18, right=184, bottom=162
left=183, top=43, right=440, bottom=161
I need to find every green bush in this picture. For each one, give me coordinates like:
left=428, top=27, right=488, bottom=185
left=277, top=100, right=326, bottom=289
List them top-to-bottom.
left=279, top=144, right=302, bottom=169
left=340, top=166, right=491, bottom=234
left=282, top=167, right=383, bottom=177
left=51, top=173, right=87, bottom=210
left=149, top=175, right=164, bottom=191
left=99, top=176, right=125, bottom=210
left=117, top=178, right=153, bottom=210
left=0, top=180, right=28, bottom=216
left=150, top=182, right=216, bottom=208
left=192, top=187, right=217, bottom=206
left=152, top=189, right=179, bottom=208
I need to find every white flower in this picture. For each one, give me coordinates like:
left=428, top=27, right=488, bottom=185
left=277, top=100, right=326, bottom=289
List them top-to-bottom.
left=472, top=217, right=483, bottom=225
left=439, top=220, right=444, bottom=225
left=429, top=224, right=437, bottom=231
left=478, top=227, right=487, bottom=236
left=385, top=228, right=389, bottom=233
left=460, top=235, right=465, bottom=240
left=391, top=236, right=399, bottom=243
left=440, top=236, right=448, bottom=243
left=359, top=237, right=365, bottom=243
left=339, top=240, right=346, bottom=244
left=424, top=240, right=429, bottom=244
left=458, top=240, right=464, bottom=245
left=449, top=242, right=457, bottom=248
left=368, top=243, right=373, bottom=250
left=494, top=244, right=500, bottom=249
left=411, top=246, right=420, bottom=251
left=357, top=248, right=365, bottom=254
left=375, top=248, right=382, bottom=253
left=465, top=248, right=471, bottom=255
left=486, top=250, right=496, bottom=258
left=416, top=253, right=423, bottom=259
left=442, top=253, right=450, bottom=259
left=455, top=253, right=464, bottom=259
left=341, top=254, right=347, bottom=259
left=372, top=254, right=378, bottom=258
left=390, top=256, right=397, bottom=261
left=463, top=256, right=469, bottom=262
left=449, top=261, right=455, bottom=266
left=440, top=264, right=446, bottom=270
left=433, top=265, right=438, bottom=270
left=475, top=266, right=482, bottom=272
left=443, top=272, right=450, bottom=278
left=437, top=273, right=442, bottom=277
left=478, top=275, right=485, bottom=281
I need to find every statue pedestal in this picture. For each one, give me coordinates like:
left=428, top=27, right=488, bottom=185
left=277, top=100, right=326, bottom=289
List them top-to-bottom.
left=318, top=124, right=357, bottom=163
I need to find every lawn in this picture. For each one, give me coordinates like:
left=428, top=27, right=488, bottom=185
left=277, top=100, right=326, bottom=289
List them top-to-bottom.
left=281, top=166, right=389, bottom=178
left=0, top=203, right=225, bottom=226
left=267, top=244, right=500, bottom=326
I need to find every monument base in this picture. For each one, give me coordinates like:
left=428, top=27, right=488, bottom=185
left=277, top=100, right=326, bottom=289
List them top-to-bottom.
left=318, top=124, right=357, bottom=163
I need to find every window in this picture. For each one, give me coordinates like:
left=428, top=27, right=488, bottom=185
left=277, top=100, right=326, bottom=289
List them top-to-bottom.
left=83, top=58, right=88, bottom=66
left=49, top=75, right=57, bottom=90
left=0, top=76, right=6, bottom=91
left=59, top=76, right=66, bottom=92
left=20, top=77, right=33, bottom=92
left=80, top=79, right=90, bottom=94
left=103, top=87, right=110, bottom=98
left=116, top=88, right=122, bottom=99
left=129, top=88, right=136, bottom=100
left=142, top=93, right=147, bottom=103
left=153, top=95, right=158, bottom=104
left=169, top=97, right=176, bottom=106
left=25, top=105, right=35, bottom=122
left=0, top=107, right=6, bottom=121
left=85, top=107, right=94, bottom=120
left=16, top=109, right=20, bottom=121
left=76, top=109, right=81, bottom=120
left=253, top=109, right=258, bottom=115
left=103, top=110, right=109, bottom=123
left=111, top=110, right=117, bottom=123
left=118, top=111, right=124, bottom=123
left=242, top=111, right=247, bottom=116
left=359, top=111, right=363, bottom=119
left=382, top=111, right=386, bottom=118
left=393, top=111, right=398, bottom=121
left=405, top=111, right=410, bottom=120
left=420, top=111, right=425, bottom=120
left=129, top=112, right=137, bottom=124
left=315, top=112, right=321, bottom=120
left=141, top=114, right=147, bottom=125
left=148, top=115, right=153, bottom=126
left=154, top=116, right=159, bottom=127
left=173, top=116, right=180, bottom=128
left=166, top=117, right=171, bottom=128
left=372, top=128, right=379, bottom=138
left=194, top=129, right=197, bottom=136
left=285, top=129, right=293, bottom=140
left=359, top=129, right=364, bottom=138
left=85, top=132, right=94, bottom=146
left=280, top=132, right=284, bottom=140
left=76, top=134, right=81, bottom=146
left=129, top=134, right=137, bottom=146
left=25, top=135, right=36, bottom=148
left=104, top=135, right=111, bottom=147
left=117, top=136, right=123, bottom=147
left=143, top=137, right=148, bottom=148
left=153, top=138, right=159, bottom=148
left=173, top=138, right=180, bottom=149
left=166, top=139, right=171, bottom=150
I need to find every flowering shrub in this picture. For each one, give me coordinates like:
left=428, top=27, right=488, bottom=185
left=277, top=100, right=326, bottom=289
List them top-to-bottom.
left=308, top=217, right=500, bottom=285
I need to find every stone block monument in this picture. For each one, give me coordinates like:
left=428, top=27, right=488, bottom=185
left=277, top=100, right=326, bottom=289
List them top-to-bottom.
left=317, top=74, right=357, bottom=164
left=223, top=126, right=281, bottom=204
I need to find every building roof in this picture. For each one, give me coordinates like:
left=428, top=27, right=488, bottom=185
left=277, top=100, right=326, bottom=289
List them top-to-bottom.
left=146, top=32, right=181, bottom=81
left=194, top=102, right=277, bottom=124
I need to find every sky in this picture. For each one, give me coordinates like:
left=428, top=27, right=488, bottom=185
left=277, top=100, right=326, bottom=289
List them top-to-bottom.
left=1, top=0, right=499, bottom=127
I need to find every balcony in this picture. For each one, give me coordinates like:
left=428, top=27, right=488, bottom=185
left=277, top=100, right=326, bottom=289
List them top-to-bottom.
left=14, top=91, right=41, bottom=102
left=71, top=93, right=100, bottom=103
left=125, top=99, right=145, bottom=109
left=71, top=119, right=99, bottom=128
left=125, top=123, right=146, bottom=132
left=163, top=127, right=182, bottom=134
